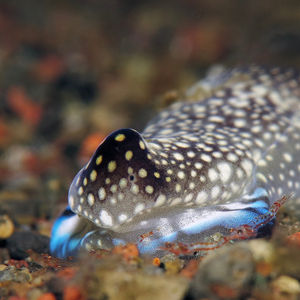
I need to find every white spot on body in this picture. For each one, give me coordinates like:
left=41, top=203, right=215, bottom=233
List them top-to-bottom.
left=234, top=118, right=247, bottom=128
left=175, top=142, right=189, bottom=148
left=187, top=151, right=196, bottom=158
left=212, top=151, right=223, bottom=158
left=173, top=152, right=184, bottom=161
left=283, top=152, right=293, bottom=163
left=201, top=153, right=212, bottom=163
left=241, top=159, right=254, bottom=177
left=195, top=162, right=203, bottom=169
left=217, top=162, right=232, bottom=183
left=138, top=168, right=148, bottom=178
left=208, top=168, right=219, bottom=182
left=191, top=170, right=197, bottom=177
left=177, top=171, right=185, bottom=179
left=257, top=173, right=268, bottom=183
left=119, top=178, right=127, bottom=188
left=189, top=182, right=195, bottom=189
left=175, top=183, right=181, bottom=193
left=131, top=184, right=139, bottom=195
left=110, top=185, right=118, bottom=193
left=145, top=185, right=154, bottom=194
left=211, top=186, right=221, bottom=198
left=78, top=187, right=83, bottom=196
left=98, top=187, right=106, bottom=200
left=195, top=191, right=208, bottom=204
left=88, top=193, right=95, bottom=206
left=118, top=193, right=124, bottom=201
left=184, top=193, right=194, bottom=202
left=155, top=194, right=167, bottom=206
left=110, top=197, right=117, bottom=205
left=134, top=203, right=145, bottom=214
left=99, top=210, right=113, bottom=226
left=118, top=214, right=128, bottom=222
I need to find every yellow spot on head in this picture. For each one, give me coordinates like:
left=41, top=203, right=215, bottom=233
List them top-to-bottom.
left=115, top=133, right=126, bottom=142
left=139, top=140, right=146, bottom=150
left=125, top=150, right=133, bottom=161
left=96, top=155, right=103, bottom=165
left=108, top=161, right=117, bottom=172
left=128, top=167, right=133, bottom=174
left=138, top=168, right=147, bottom=178
left=90, top=170, right=97, bottom=182
left=154, top=172, right=160, bottom=178
left=166, top=177, right=171, bottom=182
left=83, top=178, right=88, bottom=186
left=105, top=178, right=111, bottom=184
left=119, top=178, right=127, bottom=188
left=110, top=184, right=117, bottom=193
left=131, top=184, right=139, bottom=195
left=145, top=185, right=154, bottom=194
left=78, top=186, right=83, bottom=195
left=88, top=193, right=95, bottom=206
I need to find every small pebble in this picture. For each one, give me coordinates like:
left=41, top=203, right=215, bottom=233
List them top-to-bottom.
left=0, top=215, right=14, bottom=239
left=6, top=231, right=50, bottom=259
left=248, top=239, right=274, bottom=263
left=185, top=243, right=254, bottom=299
left=160, top=253, right=184, bottom=275
left=0, top=265, right=32, bottom=283
left=271, top=275, right=300, bottom=300
left=63, top=285, right=84, bottom=300
left=37, top=293, right=56, bottom=300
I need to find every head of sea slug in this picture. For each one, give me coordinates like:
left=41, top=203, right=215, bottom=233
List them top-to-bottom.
left=68, top=128, right=168, bottom=230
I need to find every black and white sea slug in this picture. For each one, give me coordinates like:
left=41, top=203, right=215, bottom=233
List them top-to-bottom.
left=50, top=65, right=300, bottom=258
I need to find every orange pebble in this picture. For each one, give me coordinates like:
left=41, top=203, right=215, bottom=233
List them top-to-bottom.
left=287, top=232, right=300, bottom=247
left=112, top=243, right=139, bottom=261
left=152, top=257, right=161, bottom=266
left=256, top=261, right=272, bottom=277
left=63, top=286, right=84, bottom=300
left=37, top=293, right=56, bottom=300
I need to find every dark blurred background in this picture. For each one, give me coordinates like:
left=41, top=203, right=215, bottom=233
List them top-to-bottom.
left=1, top=0, right=300, bottom=232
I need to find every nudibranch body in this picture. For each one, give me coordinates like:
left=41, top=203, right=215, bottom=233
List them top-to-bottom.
left=51, top=66, right=300, bottom=258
